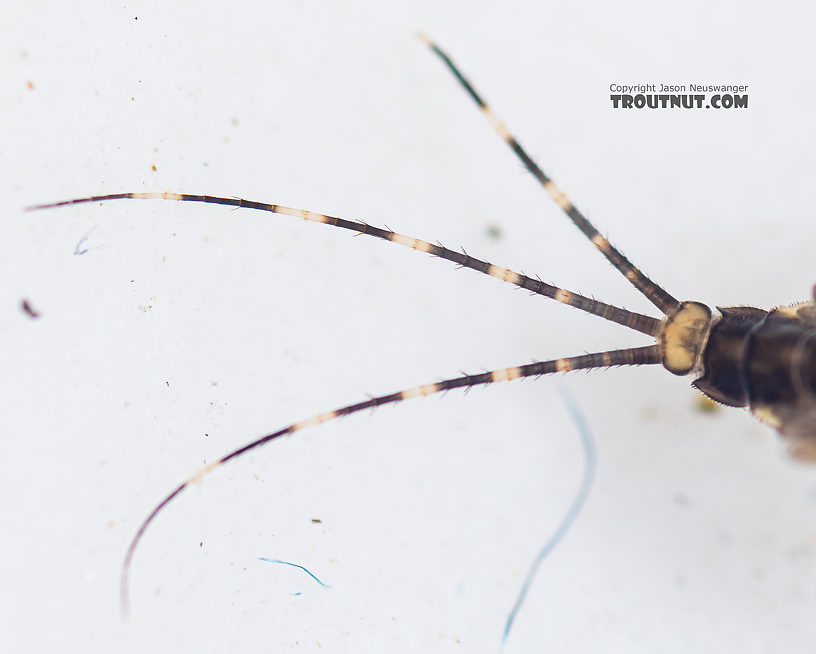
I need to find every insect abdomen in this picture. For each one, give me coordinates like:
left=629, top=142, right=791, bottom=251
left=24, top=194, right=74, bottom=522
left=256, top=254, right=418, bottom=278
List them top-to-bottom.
left=694, top=303, right=816, bottom=458
left=693, top=306, right=769, bottom=407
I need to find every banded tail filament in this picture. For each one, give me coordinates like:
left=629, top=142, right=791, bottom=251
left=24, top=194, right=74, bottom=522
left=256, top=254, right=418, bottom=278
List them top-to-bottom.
left=27, top=36, right=816, bottom=628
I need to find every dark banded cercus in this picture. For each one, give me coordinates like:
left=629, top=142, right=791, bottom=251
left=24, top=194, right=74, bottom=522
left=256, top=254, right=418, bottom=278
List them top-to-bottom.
left=26, top=35, right=816, bottom=620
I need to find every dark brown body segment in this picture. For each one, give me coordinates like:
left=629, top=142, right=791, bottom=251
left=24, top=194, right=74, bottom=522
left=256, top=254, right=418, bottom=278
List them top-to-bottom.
left=694, top=303, right=816, bottom=458
left=693, top=307, right=769, bottom=407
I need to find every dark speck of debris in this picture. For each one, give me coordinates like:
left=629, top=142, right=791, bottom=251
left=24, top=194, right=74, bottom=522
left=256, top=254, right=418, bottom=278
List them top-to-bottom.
left=486, top=224, right=502, bottom=240
left=21, top=298, right=40, bottom=318
left=204, top=433, right=209, bottom=438
left=311, top=518, right=322, bottom=524
left=200, top=541, right=203, bottom=547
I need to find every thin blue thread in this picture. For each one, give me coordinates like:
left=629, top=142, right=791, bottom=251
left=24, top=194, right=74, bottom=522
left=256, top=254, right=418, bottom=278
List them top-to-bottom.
left=73, top=227, right=95, bottom=255
left=500, top=381, right=596, bottom=650
left=259, top=557, right=331, bottom=588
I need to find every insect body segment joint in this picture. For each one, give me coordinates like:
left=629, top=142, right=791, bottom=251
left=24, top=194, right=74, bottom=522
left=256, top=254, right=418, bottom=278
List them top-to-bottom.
left=659, top=301, right=715, bottom=376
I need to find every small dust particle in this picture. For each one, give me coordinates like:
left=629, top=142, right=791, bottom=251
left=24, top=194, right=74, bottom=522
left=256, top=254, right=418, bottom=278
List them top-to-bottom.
left=26, top=80, right=35, bottom=90
left=151, top=164, right=157, bottom=171
left=486, top=225, right=502, bottom=240
left=21, top=298, right=41, bottom=318
left=696, top=395, right=720, bottom=413
left=640, top=403, right=660, bottom=421
left=672, top=492, right=690, bottom=508
left=311, top=518, right=322, bottom=524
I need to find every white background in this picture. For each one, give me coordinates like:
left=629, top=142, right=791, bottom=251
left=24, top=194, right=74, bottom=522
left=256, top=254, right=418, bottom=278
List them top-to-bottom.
left=3, top=1, right=816, bottom=652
